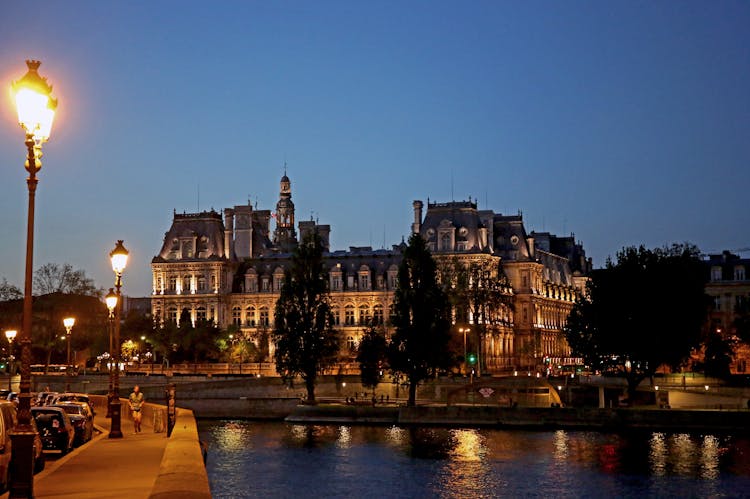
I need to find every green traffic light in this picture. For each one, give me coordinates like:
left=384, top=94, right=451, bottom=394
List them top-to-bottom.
left=467, top=353, right=476, bottom=365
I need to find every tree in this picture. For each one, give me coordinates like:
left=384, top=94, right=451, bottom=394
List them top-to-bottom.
left=273, top=231, right=339, bottom=403
left=388, top=233, right=453, bottom=406
left=564, top=244, right=708, bottom=403
left=440, top=257, right=512, bottom=375
left=33, top=263, right=100, bottom=297
left=0, top=278, right=22, bottom=301
left=357, top=325, right=387, bottom=396
left=695, top=332, right=735, bottom=379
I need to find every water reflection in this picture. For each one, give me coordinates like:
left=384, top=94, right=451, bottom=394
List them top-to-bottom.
left=199, top=421, right=750, bottom=499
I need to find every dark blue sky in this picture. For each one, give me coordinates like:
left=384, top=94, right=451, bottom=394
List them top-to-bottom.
left=1, top=1, right=748, bottom=295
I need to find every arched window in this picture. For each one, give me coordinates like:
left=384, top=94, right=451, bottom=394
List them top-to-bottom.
left=359, top=304, right=370, bottom=325
left=372, top=304, right=383, bottom=325
left=344, top=305, right=355, bottom=325
left=196, top=306, right=207, bottom=322
left=245, top=306, right=256, bottom=326
left=167, top=307, right=178, bottom=323
left=259, top=307, right=270, bottom=326
left=332, top=307, right=341, bottom=325
left=347, top=336, right=356, bottom=351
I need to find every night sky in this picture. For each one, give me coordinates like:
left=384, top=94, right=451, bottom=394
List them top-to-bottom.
left=1, top=1, right=748, bottom=296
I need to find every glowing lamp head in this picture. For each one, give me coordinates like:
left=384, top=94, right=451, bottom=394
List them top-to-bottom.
left=11, top=60, right=57, bottom=141
left=110, top=240, right=129, bottom=275
left=105, top=288, right=118, bottom=313
left=63, top=317, right=75, bottom=330
left=5, top=330, right=17, bottom=342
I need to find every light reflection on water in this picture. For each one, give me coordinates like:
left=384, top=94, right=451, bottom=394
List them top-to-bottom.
left=199, top=421, right=750, bottom=499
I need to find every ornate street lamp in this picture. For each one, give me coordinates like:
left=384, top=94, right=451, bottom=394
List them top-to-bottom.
left=9, top=59, right=57, bottom=498
left=109, top=240, right=129, bottom=438
left=105, top=288, right=118, bottom=418
left=63, top=317, right=75, bottom=392
left=5, top=330, right=17, bottom=391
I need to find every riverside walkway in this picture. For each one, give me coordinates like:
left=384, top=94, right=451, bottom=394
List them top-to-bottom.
left=1, top=395, right=210, bottom=499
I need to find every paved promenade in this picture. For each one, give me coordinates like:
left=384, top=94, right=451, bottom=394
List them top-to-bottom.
left=1, top=412, right=169, bottom=499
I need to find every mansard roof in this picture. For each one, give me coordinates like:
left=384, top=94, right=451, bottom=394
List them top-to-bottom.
left=153, top=210, right=226, bottom=262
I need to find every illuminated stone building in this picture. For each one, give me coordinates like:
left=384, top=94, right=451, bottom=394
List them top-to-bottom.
left=151, top=175, right=590, bottom=373
left=704, top=251, right=750, bottom=373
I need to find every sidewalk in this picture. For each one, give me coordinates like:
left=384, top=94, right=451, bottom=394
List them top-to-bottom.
left=4, top=414, right=169, bottom=499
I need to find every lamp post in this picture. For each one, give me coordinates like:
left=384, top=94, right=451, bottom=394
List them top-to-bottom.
left=9, top=59, right=57, bottom=498
left=109, top=240, right=129, bottom=438
left=105, top=288, right=118, bottom=418
left=63, top=317, right=75, bottom=392
left=459, top=327, right=470, bottom=377
left=5, top=330, right=17, bottom=391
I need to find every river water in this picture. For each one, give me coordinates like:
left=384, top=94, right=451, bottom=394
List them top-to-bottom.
left=198, top=420, right=750, bottom=498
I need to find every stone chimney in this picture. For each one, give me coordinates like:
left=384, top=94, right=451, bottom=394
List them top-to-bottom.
left=412, top=200, right=423, bottom=234
left=223, top=208, right=234, bottom=259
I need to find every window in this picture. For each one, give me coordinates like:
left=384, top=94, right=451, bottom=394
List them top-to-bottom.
left=440, top=233, right=451, bottom=251
left=735, top=266, right=746, bottom=281
left=711, top=267, right=722, bottom=282
left=359, top=273, right=370, bottom=290
left=331, top=275, right=342, bottom=291
left=347, top=275, right=355, bottom=290
left=376, top=275, right=384, bottom=290
left=197, top=276, right=206, bottom=291
left=169, top=277, right=177, bottom=292
left=262, top=278, right=270, bottom=292
left=713, top=296, right=721, bottom=311
left=359, top=304, right=370, bottom=325
left=373, top=304, right=383, bottom=325
left=345, top=305, right=355, bottom=325
left=196, top=306, right=207, bottom=322
left=245, top=306, right=255, bottom=326
left=168, top=307, right=177, bottom=323
left=232, top=307, right=241, bottom=326
left=259, top=307, right=270, bottom=326
left=332, top=308, right=341, bottom=325
left=347, top=336, right=356, bottom=351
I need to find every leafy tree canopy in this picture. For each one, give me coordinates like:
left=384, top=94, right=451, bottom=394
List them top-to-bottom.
left=273, top=231, right=339, bottom=402
left=388, top=233, right=453, bottom=406
left=564, top=243, right=708, bottom=400
left=357, top=325, right=387, bottom=393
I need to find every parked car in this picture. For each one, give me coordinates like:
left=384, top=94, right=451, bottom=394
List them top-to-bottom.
left=34, top=391, right=58, bottom=406
left=52, top=393, right=95, bottom=417
left=0, top=401, right=44, bottom=491
left=0, top=401, right=17, bottom=491
left=53, top=402, right=94, bottom=446
left=31, top=407, right=75, bottom=455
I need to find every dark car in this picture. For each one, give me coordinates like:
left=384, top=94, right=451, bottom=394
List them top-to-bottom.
left=53, top=393, right=95, bottom=417
left=53, top=402, right=94, bottom=445
left=31, top=406, right=75, bottom=455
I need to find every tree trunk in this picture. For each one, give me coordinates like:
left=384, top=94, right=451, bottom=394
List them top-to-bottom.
left=305, top=377, right=316, bottom=404
left=407, top=380, right=417, bottom=407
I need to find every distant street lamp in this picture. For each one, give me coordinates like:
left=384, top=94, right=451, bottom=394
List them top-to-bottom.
left=9, top=59, right=57, bottom=498
left=108, top=240, right=129, bottom=438
left=105, top=288, right=118, bottom=418
left=63, top=317, right=75, bottom=392
left=459, top=327, right=470, bottom=378
left=5, top=330, right=17, bottom=391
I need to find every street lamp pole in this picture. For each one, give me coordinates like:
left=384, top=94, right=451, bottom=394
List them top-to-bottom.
left=9, top=59, right=57, bottom=499
left=109, top=240, right=129, bottom=439
left=105, top=288, right=118, bottom=419
left=63, top=317, right=75, bottom=392
left=459, top=327, right=470, bottom=377
left=5, top=330, right=17, bottom=391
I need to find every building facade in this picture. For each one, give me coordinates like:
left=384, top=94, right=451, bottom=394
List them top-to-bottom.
left=151, top=175, right=591, bottom=373
left=704, top=251, right=750, bottom=373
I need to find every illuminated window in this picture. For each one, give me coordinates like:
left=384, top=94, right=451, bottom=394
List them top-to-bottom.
left=359, top=304, right=371, bottom=325
left=373, top=304, right=383, bottom=325
left=345, top=305, right=355, bottom=325
left=245, top=306, right=256, bottom=326
left=259, top=307, right=270, bottom=326
left=332, top=307, right=341, bottom=325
